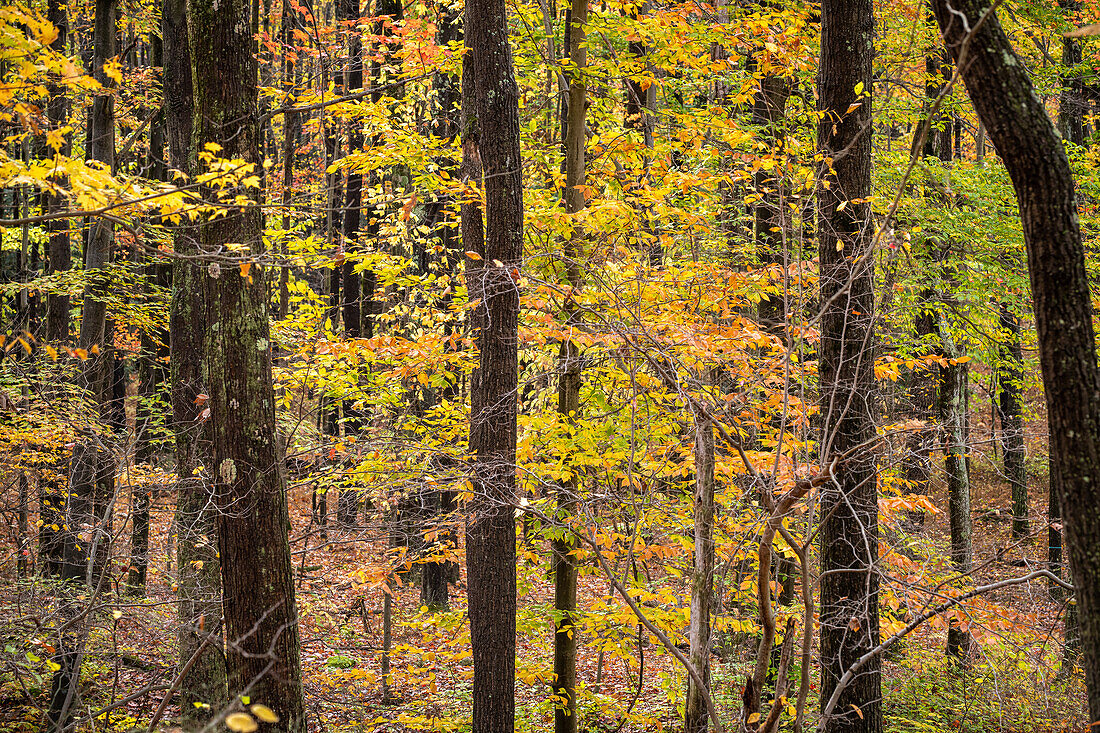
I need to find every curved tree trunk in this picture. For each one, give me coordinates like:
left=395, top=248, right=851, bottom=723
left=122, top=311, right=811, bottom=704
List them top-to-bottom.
left=931, top=0, right=1100, bottom=719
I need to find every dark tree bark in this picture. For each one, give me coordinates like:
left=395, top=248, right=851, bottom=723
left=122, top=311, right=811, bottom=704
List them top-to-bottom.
left=39, top=0, right=70, bottom=567
left=45, top=0, right=71, bottom=345
left=71, top=0, right=118, bottom=591
left=164, top=0, right=227, bottom=721
left=189, top=0, right=306, bottom=723
left=278, top=0, right=302, bottom=321
left=334, top=0, right=364, bottom=526
left=338, top=0, right=362, bottom=344
left=419, top=0, right=463, bottom=613
left=462, top=0, right=523, bottom=719
left=553, top=0, right=585, bottom=729
left=930, top=0, right=1100, bottom=720
left=1050, top=0, right=1084, bottom=608
left=1058, top=0, right=1087, bottom=146
left=47, top=1, right=119, bottom=726
left=623, top=1, right=658, bottom=266
left=817, top=1, right=881, bottom=731
left=913, top=17, right=954, bottom=162
left=127, top=34, right=171, bottom=598
left=751, top=61, right=791, bottom=332
left=903, top=291, right=936, bottom=518
left=997, top=303, right=1028, bottom=538
left=938, top=315, right=973, bottom=659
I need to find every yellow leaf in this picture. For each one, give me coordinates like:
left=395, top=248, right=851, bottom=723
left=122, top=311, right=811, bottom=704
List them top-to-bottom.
left=36, top=22, right=59, bottom=45
left=103, top=58, right=123, bottom=85
left=465, top=251, right=482, bottom=260
left=240, top=262, right=252, bottom=279
left=44, top=344, right=58, bottom=360
left=250, top=704, right=279, bottom=723
left=850, top=704, right=864, bottom=720
left=225, top=712, right=258, bottom=732
left=747, top=713, right=761, bottom=725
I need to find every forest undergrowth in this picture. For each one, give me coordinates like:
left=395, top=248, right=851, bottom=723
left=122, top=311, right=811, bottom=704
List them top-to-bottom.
left=0, top=390, right=1085, bottom=733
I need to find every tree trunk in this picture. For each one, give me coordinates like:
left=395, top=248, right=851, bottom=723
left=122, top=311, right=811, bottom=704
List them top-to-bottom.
left=40, top=0, right=70, bottom=567
left=45, top=0, right=71, bottom=345
left=72, top=0, right=118, bottom=591
left=164, top=0, right=228, bottom=721
left=189, top=0, right=306, bottom=723
left=278, top=0, right=302, bottom=321
left=335, top=0, right=364, bottom=526
left=419, top=0, right=463, bottom=612
left=462, top=0, right=524, bottom=721
left=552, top=0, right=584, bottom=728
left=930, top=0, right=1100, bottom=720
left=1058, top=0, right=1086, bottom=147
left=817, top=2, right=881, bottom=731
left=128, top=36, right=170, bottom=596
left=752, top=65, right=791, bottom=333
left=996, top=304, right=1028, bottom=538
left=938, top=315, right=973, bottom=659
left=684, top=408, right=715, bottom=733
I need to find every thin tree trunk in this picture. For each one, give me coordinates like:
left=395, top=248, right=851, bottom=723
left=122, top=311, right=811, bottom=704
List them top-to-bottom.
left=45, top=0, right=71, bottom=345
left=278, top=0, right=302, bottom=321
left=334, top=0, right=364, bottom=526
left=419, top=0, right=463, bottom=612
left=553, top=0, right=585, bottom=727
left=1058, top=0, right=1086, bottom=147
left=817, top=2, right=881, bottom=731
left=128, top=36, right=170, bottom=597
left=996, top=304, right=1028, bottom=538
left=938, top=315, right=973, bottom=660
left=684, top=408, right=715, bottom=733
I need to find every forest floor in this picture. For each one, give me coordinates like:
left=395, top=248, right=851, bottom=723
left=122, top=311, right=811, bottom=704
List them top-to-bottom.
left=0, top=410, right=1090, bottom=732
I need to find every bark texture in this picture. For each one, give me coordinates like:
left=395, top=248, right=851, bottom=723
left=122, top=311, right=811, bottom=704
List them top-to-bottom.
left=44, top=0, right=71, bottom=344
left=165, top=0, right=228, bottom=720
left=189, top=0, right=306, bottom=724
left=462, top=0, right=524, bottom=720
left=553, top=0, right=585, bottom=729
left=931, top=0, right=1100, bottom=720
left=817, top=1, right=881, bottom=731
left=997, top=304, right=1028, bottom=538
left=938, top=315, right=973, bottom=659
left=684, top=408, right=715, bottom=733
